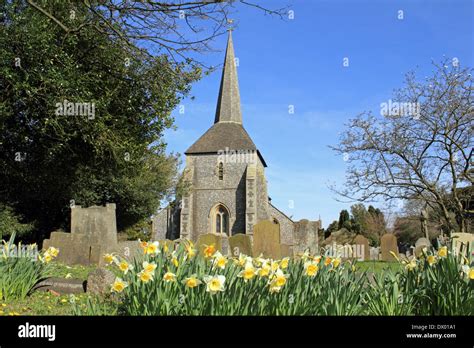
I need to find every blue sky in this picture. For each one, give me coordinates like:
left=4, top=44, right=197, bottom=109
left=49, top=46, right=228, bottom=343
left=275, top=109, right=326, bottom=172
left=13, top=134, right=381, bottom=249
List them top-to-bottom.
left=163, top=0, right=473, bottom=228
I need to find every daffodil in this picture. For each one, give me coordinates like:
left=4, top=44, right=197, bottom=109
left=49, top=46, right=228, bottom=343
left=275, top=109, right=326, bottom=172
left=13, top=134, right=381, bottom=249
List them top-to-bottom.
left=138, top=239, right=148, bottom=253
left=146, top=241, right=160, bottom=255
left=185, top=242, right=196, bottom=259
left=203, top=244, right=216, bottom=258
left=438, top=246, right=447, bottom=258
left=46, top=247, right=59, bottom=258
left=389, top=250, right=399, bottom=261
left=171, top=251, right=179, bottom=267
left=213, top=251, right=228, bottom=269
left=103, top=253, right=116, bottom=265
left=313, top=255, right=322, bottom=263
left=427, top=255, right=437, bottom=266
left=324, top=256, right=332, bottom=266
left=280, top=257, right=289, bottom=269
left=332, top=258, right=341, bottom=268
left=405, top=259, right=417, bottom=271
left=117, top=260, right=132, bottom=274
left=271, top=260, right=280, bottom=271
left=142, top=261, right=157, bottom=273
left=304, top=261, right=319, bottom=276
left=238, top=262, right=256, bottom=282
left=258, top=262, right=271, bottom=277
left=461, top=265, right=470, bottom=277
left=469, top=268, right=474, bottom=280
left=268, top=269, right=288, bottom=293
left=138, top=270, right=154, bottom=283
left=163, top=271, right=177, bottom=282
left=183, top=275, right=202, bottom=288
left=204, top=275, right=226, bottom=294
left=111, top=278, right=128, bottom=293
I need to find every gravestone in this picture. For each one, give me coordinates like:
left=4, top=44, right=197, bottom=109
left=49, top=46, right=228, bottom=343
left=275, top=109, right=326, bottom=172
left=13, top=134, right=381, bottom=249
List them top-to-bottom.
left=42, top=203, right=118, bottom=265
left=293, top=219, right=319, bottom=255
left=252, top=220, right=281, bottom=259
left=196, top=233, right=223, bottom=256
left=229, top=233, right=252, bottom=257
left=451, top=233, right=474, bottom=257
left=380, top=234, right=399, bottom=261
left=353, top=235, right=370, bottom=261
left=414, top=237, right=431, bottom=257
left=280, top=244, right=294, bottom=258
left=87, top=268, right=115, bottom=295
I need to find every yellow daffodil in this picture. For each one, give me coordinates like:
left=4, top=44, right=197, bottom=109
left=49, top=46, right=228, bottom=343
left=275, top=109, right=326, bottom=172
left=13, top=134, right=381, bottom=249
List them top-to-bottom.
left=138, top=239, right=148, bottom=252
left=146, top=241, right=160, bottom=255
left=163, top=242, right=169, bottom=254
left=185, top=243, right=196, bottom=259
left=203, top=244, right=216, bottom=258
left=438, top=246, right=447, bottom=258
left=46, top=247, right=59, bottom=258
left=300, top=250, right=311, bottom=261
left=171, top=251, right=179, bottom=267
left=389, top=251, right=399, bottom=261
left=213, top=252, right=228, bottom=269
left=42, top=253, right=53, bottom=263
left=103, top=253, right=116, bottom=265
left=427, top=255, right=437, bottom=266
left=313, top=256, right=322, bottom=263
left=324, top=256, right=332, bottom=266
left=280, top=257, right=289, bottom=269
left=332, top=258, right=341, bottom=268
left=405, top=259, right=417, bottom=271
left=117, top=260, right=132, bottom=274
left=271, top=260, right=280, bottom=271
left=142, top=261, right=157, bottom=273
left=304, top=261, right=319, bottom=277
left=238, top=262, right=256, bottom=282
left=258, top=262, right=271, bottom=277
left=469, top=268, right=474, bottom=280
left=268, top=269, right=288, bottom=293
left=138, top=270, right=154, bottom=283
left=163, top=271, right=177, bottom=282
left=183, top=275, right=202, bottom=288
left=204, top=275, right=226, bottom=294
left=111, top=278, right=128, bottom=293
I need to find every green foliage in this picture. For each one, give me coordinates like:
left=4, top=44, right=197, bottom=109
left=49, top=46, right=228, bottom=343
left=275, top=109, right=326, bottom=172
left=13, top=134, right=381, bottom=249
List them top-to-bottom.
left=0, top=0, right=200, bottom=239
left=0, top=204, right=34, bottom=240
left=338, top=210, right=350, bottom=230
left=121, top=219, right=152, bottom=242
left=0, top=233, right=55, bottom=301
left=70, top=295, right=118, bottom=316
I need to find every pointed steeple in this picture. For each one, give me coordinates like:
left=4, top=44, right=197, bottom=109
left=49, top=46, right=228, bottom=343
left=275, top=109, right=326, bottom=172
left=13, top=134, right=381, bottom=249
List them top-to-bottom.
left=214, top=30, right=242, bottom=124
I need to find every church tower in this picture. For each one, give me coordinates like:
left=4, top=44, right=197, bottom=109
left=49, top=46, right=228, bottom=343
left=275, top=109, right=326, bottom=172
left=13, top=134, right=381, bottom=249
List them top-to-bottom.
left=180, top=30, right=270, bottom=240
left=153, top=31, right=304, bottom=249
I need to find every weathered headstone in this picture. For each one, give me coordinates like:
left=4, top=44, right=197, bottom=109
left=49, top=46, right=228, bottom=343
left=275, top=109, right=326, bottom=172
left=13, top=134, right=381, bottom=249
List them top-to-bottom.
left=42, top=203, right=118, bottom=266
left=293, top=219, right=319, bottom=255
left=252, top=220, right=281, bottom=259
left=451, top=232, right=474, bottom=257
left=196, top=233, right=223, bottom=255
left=229, top=233, right=252, bottom=257
left=380, top=234, right=399, bottom=261
left=353, top=235, right=370, bottom=261
left=414, top=237, right=431, bottom=257
left=280, top=244, right=294, bottom=258
left=86, top=268, right=115, bottom=295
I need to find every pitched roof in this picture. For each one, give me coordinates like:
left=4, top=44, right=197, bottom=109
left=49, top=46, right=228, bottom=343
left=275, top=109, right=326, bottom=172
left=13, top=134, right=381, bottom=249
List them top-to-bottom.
left=185, top=31, right=266, bottom=166
left=214, top=31, right=241, bottom=124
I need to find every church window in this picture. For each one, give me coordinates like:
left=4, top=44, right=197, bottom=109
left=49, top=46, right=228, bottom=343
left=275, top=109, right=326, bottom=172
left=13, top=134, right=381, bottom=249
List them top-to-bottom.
left=218, top=162, right=224, bottom=180
left=212, top=204, right=229, bottom=235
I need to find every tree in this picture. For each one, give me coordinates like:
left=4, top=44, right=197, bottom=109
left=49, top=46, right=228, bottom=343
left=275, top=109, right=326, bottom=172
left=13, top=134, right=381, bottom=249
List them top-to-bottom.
left=0, top=1, right=197, bottom=239
left=331, top=59, right=473, bottom=234
left=338, top=210, right=350, bottom=230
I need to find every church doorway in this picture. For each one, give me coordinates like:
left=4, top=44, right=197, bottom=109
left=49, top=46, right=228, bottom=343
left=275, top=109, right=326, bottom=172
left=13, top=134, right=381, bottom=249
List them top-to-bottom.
left=210, top=204, right=230, bottom=235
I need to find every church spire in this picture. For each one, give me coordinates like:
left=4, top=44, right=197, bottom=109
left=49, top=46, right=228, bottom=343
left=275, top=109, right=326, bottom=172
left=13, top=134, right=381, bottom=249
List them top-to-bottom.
left=214, top=30, right=242, bottom=124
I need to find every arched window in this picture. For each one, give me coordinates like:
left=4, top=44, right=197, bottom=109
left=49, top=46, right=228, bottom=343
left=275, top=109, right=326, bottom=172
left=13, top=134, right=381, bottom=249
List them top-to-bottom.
left=218, top=162, right=224, bottom=180
left=211, top=204, right=229, bottom=235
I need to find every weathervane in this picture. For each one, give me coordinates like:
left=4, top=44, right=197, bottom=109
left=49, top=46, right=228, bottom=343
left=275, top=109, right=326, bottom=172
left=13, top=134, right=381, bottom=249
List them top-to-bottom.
left=227, top=19, right=234, bottom=31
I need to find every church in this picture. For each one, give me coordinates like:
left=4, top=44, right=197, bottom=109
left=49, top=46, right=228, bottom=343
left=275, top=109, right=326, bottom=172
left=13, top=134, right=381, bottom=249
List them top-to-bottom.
left=153, top=32, right=320, bottom=254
